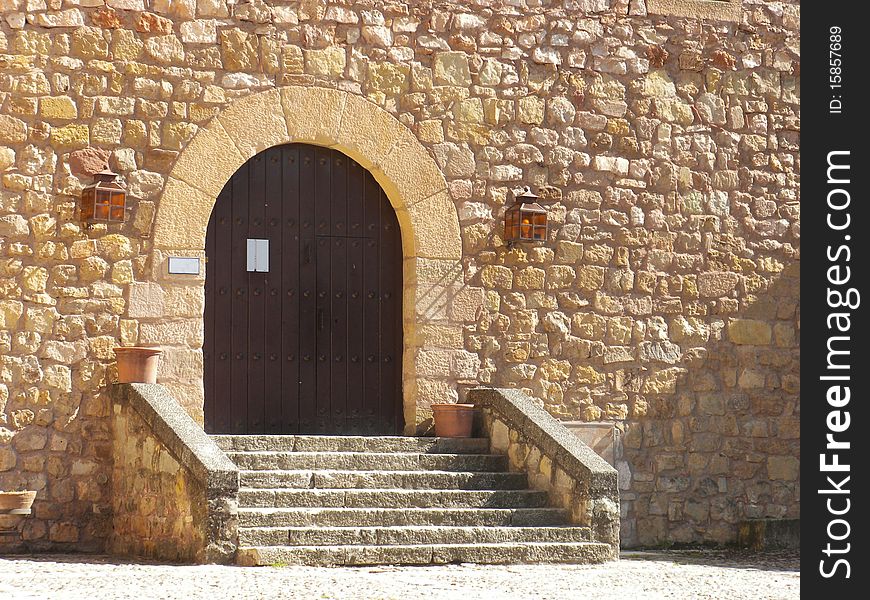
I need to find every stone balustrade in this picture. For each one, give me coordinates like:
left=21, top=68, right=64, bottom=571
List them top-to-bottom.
left=109, top=383, right=238, bottom=563
left=470, top=387, right=620, bottom=557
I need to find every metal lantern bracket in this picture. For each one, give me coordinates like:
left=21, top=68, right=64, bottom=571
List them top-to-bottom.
left=80, top=168, right=128, bottom=226
left=504, top=186, right=549, bottom=248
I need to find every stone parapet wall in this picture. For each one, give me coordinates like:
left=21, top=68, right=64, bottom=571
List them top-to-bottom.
left=1, top=0, right=799, bottom=548
left=109, top=383, right=238, bottom=562
left=472, top=387, right=619, bottom=557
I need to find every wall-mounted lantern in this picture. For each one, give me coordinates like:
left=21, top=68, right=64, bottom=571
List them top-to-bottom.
left=80, top=168, right=127, bottom=225
left=504, top=187, right=548, bottom=247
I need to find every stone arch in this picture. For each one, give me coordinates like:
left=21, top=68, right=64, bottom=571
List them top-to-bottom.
left=144, top=87, right=463, bottom=434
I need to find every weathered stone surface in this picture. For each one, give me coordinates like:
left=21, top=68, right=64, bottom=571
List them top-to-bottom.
left=0, top=0, right=799, bottom=556
left=108, top=0, right=145, bottom=8
left=197, top=0, right=229, bottom=18
left=91, top=7, right=122, bottom=29
left=31, top=9, right=85, bottom=28
left=136, top=12, right=173, bottom=35
left=180, top=19, right=217, bottom=44
left=71, top=26, right=109, bottom=58
left=220, top=29, right=258, bottom=70
left=144, top=34, right=185, bottom=64
left=305, top=47, right=346, bottom=78
left=433, top=52, right=471, bottom=86
left=367, top=62, right=410, bottom=96
left=279, top=86, right=344, bottom=148
left=219, top=88, right=288, bottom=158
left=336, top=92, right=407, bottom=169
left=40, top=96, right=78, bottom=120
left=518, top=96, right=545, bottom=125
left=0, top=115, right=27, bottom=143
left=170, top=121, right=244, bottom=197
left=50, top=124, right=89, bottom=149
left=68, top=147, right=111, bottom=176
left=152, top=178, right=216, bottom=249
left=0, top=215, right=29, bottom=237
left=697, top=272, right=739, bottom=297
left=728, top=320, right=772, bottom=345
left=109, top=384, right=238, bottom=563
left=767, top=456, right=799, bottom=481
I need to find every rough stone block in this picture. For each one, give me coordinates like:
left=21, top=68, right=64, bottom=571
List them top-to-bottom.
left=433, top=52, right=471, bottom=86
left=280, top=86, right=345, bottom=148
left=218, top=89, right=288, bottom=158
left=169, top=121, right=244, bottom=198
left=152, top=178, right=215, bottom=249
left=728, top=319, right=772, bottom=345
left=767, top=456, right=799, bottom=481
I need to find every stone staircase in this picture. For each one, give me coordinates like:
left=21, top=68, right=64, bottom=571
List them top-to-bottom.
left=212, top=435, right=612, bottom=566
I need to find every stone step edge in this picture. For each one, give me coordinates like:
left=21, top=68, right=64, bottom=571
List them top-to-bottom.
left=214, top=435, right=490, bottom=450
left=214, top=436, right=490, bottom=441
left=227, top=451, right=504, bottom=458
left=230, top=453, right=507, bottom=470
left=238, top=469, right=525, bottom=482
left=239, top=469, right=517, bottom=476
left=239, top=469, right=529, bottom=490
left=239, top=487, right=542, bottom=493
left=237, top=488, right=544, bottom=499
left=238, top=507, right=567, bottom=514
left=238, top=507, right=569, bottom=527
left=238, top=525, right=590, bottom=539
left=238, top=525, right=589, bottom=532
left=236, top=542, right=613, bottom=566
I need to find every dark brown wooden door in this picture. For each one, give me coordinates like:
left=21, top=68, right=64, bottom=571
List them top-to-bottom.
left=204, top=144, right=403, bottom=435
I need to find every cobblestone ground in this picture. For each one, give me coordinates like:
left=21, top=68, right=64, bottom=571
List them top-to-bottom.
left=0, top=551, right=798, bottom=600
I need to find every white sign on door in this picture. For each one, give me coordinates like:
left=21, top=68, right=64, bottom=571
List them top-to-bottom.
left=246, top=239, right=269, bottom=272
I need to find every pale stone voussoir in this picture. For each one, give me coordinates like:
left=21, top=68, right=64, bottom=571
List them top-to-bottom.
left=280, top=86, right=347, bottom=147
left=217, top=88, right=290, bottom=159
left=336, top=92, right=408, bottom=170
left=169, top=119, right=245, bottom=198
left=377, top=128, right=448, bottom=206
left=152, top=177, right=216, bottom=249
left=403, top=189, right=462, bottom=260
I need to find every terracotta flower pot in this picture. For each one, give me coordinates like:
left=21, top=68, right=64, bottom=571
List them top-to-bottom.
left=114, top=347, right=162, bottom=384
left=431, top=403, right=476, bottom=438
left=0, top=491, right=36, bottom=513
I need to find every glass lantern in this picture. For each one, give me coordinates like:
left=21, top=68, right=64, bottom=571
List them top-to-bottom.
left=81, top=169, right=127, bottom=224
left=504, top=187, right=548, bottom=245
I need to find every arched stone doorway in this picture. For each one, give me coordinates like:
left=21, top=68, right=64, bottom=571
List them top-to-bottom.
left=139, top=87, right=466, bottom=434
left=203, top=143, right=403, bottom=435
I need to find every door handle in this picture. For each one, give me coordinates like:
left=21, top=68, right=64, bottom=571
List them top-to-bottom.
left=304, top=242, right=311, bottom=264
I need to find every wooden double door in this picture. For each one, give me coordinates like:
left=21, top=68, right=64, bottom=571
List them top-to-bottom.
left=204, top=144, right=403, bottom=435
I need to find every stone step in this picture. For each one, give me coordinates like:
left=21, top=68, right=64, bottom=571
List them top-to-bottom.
left=213, top=435, right=490, bottom=454
left=227, top=451, right=508, bottom=472
left=239, top=470, right=528, bottom=490
left=239, top=488, right=550, bottom=509
left=238, top=507, right=569, bottom=528
left=239, top=525, right=591, bottom=546
left=237, top=542, right=612, bottom=566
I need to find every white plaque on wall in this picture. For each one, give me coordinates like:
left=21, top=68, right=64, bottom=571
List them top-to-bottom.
left=167, top=256, right=201, bottom=275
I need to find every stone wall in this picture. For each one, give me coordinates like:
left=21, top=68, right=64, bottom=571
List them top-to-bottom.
left=0, top=0, right=799, bottom=548
left=109, top=383, right=238, bottom=562
left=472, top=387, right=620, bottom=558
left=111, top=391, right=207, bottom=560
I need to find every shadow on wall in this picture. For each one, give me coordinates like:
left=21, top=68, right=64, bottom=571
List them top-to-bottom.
left=455, top=199, right=799, bottom=547
left=620, top=260, right=800, bottom=546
